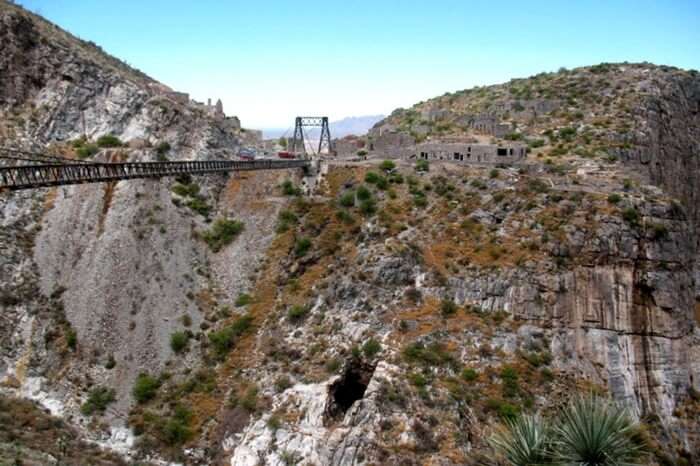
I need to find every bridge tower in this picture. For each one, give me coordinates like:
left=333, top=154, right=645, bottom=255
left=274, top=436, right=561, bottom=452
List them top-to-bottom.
left=290, top=116, right=332, bottom=157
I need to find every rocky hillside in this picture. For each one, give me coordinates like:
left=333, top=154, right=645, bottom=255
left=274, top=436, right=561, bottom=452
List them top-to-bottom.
left=1, top=2, right=699, bottom=465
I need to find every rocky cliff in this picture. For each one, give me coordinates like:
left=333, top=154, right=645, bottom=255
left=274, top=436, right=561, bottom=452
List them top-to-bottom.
left=1, top=3, right=699, bottom=465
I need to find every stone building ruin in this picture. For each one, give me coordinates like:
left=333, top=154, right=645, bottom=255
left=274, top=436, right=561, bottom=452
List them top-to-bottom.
left=410, top=141, right=526, bottom=164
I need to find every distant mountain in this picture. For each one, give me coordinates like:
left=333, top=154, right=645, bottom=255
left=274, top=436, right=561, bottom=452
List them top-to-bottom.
left=263, top=115, right=385, bottom=140
left=329, top=115, right=385, bottom=138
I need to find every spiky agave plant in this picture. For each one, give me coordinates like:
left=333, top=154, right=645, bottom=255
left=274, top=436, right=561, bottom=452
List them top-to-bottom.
left=551, top=395, right=647, bottom=465
left=489, top=413, right=553, bottom=466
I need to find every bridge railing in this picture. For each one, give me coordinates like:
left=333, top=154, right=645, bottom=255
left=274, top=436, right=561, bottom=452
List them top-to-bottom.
left=0, top=159, right=309, bottom=191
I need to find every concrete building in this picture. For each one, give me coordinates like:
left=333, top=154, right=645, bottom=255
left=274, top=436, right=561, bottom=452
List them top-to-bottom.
left=410, top=142, right=526, bottom=164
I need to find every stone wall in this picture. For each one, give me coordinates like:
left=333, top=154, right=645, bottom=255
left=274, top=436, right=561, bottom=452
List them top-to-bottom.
left=370, top=131, right=415, bottom=158
left=410, top=141, right=527, bottom=164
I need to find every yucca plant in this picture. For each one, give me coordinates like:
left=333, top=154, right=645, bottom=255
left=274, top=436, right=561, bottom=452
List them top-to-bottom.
left=551, top=395, right=646, bottom=465
left=489, top=413, right=553, bottom=465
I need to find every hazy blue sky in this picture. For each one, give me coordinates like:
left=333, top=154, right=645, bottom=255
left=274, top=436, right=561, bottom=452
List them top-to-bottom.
left=19, top=0, right=700, bottom=129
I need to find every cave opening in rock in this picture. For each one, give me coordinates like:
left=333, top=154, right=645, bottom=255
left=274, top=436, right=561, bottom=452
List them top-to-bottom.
left=325, top=361, right=375, bottom=421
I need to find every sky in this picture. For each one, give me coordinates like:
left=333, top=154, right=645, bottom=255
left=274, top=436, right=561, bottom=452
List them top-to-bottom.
left=18, top=0, right=700, bottom=130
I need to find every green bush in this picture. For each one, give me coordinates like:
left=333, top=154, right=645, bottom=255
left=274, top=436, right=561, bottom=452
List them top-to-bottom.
left=96, top=134, right=123, bottom=148
left=155, top=141, right=171, bottom=159
left=76, top=143, right=99, bottom=159
left=415, top=159, right=429, bottom=172
left=380, top=160, right=396, bottom=171
left=489, top=168, right=500, bottom=179
left=365, top=171, right=381, bottom=184
left=375, top=176, right=389, bottom=190
left=281, top=180, right=301, bottom=196
left=171, top=182, right=200, bottom=197
left=356, top=185, right=372, bottom=201
left=339, top=191, right=356, bottom=207
left=607, top=193, right=621, bottom=204
left=185, top=197, right=211, bottom=217
left=359, top=198, right=377, bottom=216
left=622, top=207, right=640, bottom=226
left=276, top=209, right=298, bottom=233
left=336, top=209, right=355, bottom=225
left=201, top=218, right=244, bottom=252
left=650, top=223, right=668, bottom=239
left=294, top=237, right=312, bottom=257
left=235, top=293, right=253, bottom=307
left=440, top=298, right=458, bottom=317
left=287, top=305, right=309, bottom=322
left=208, top=314, right=253, bottom=358
left=66, top=328, right=77, bottom=350
left=170, top=331, right=189, bottom=353
left=362, top=338, right=382, bottom=358
left=403, top=342, right=454, bottom=367
left=500, top=366, right=520, bottom=398
left=461, top=367, right=478, bottom=382
left=133, top=373, right=160, bottom=403
left=81, top=387, right=116, bottom=416
left=487, top=398, right=521, bottom=421
left=161, top=405, right=193, bottom=445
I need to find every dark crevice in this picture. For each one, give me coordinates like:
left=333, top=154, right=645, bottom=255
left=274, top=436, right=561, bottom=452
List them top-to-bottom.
left=324, top=360, right=375, bottom=423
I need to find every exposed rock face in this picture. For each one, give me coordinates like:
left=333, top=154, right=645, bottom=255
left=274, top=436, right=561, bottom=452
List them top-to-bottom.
left=1, top=3, right=699, bottom=465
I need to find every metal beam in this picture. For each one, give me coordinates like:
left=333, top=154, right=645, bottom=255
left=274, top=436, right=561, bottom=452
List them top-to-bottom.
left=0, top=159, right=309, bottom=191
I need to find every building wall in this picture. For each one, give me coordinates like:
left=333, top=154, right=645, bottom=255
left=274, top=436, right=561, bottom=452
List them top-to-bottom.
left=370, top=132, right=415, bottom=158
left=409, top=142, right=526, bottom=164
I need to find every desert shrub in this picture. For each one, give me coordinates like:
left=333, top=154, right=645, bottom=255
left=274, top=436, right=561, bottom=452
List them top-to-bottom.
left=96, top=134, right=123, bottom=148
left=528, top=138, right=546, bottom=149
left=155, top=141, right=171, bottom=160
left=76, top=143, right=99, bottom=159
left=357, top=149, right=368, bottom=157
left=415, top=159, right=429, bottom=172
left=380, top=160, right=396, bottom=171
left=489, top=168, right=500, bottom=179
left=365, top=171, right=381, bottom=184
left=389, top=173, right=404, bottom=184
left=375, top=176, right=389, bottom=190
left=527, top=179, right=550, bottom=193
left=281, top=180, right=302, bottom=196
left=171, top=182, right=200, bottom=197
left=356, top=185, right=372, bottom=201
left=339, top=191, right=355, bottom=207
left=607, top=193, right=621, bottom=204
left=185, top=197, right=211, bottom=217
left=359, top=198, right=377, bottom=216
left=622, top=207, right=640, bottom=226
left=276, top=209, right=298, bottom=233
left=336, top=209, right=355, bottom=225
left=201, top=218, right=244, bottom=252
left=650, top=223, right=668, bottom=239
left=294, top=237, right=312, bottom=257
left=235, top=293, right=253, bottom=307
left=440, top=298, right=458, bottom=317
left=287, top=305, right=309, bottom=323
left=208, top=314, right=253, bottom=358
left=66, top=328, right=77, bottom=349
left=170, top=331, right=189, bottom=353
left=362, top=338, right=382, bottom=358
left=403, top=342, right=454, bottom=367
left=105, top=354, right=116, bottom=369
left=325, top=358, right=341, bottom=373
left=500, top=366, right=520, bottom=398
left=462, top=368, right=478, bottom=382
left=133, top=373, right=160, bottom=403
left=274, top=376, right=292, bottom=393
left=81, top=387, right=116, bottom=416
left=486, top=398, right=521, bottom=421
left=161, top=405, right=193, bottom=445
